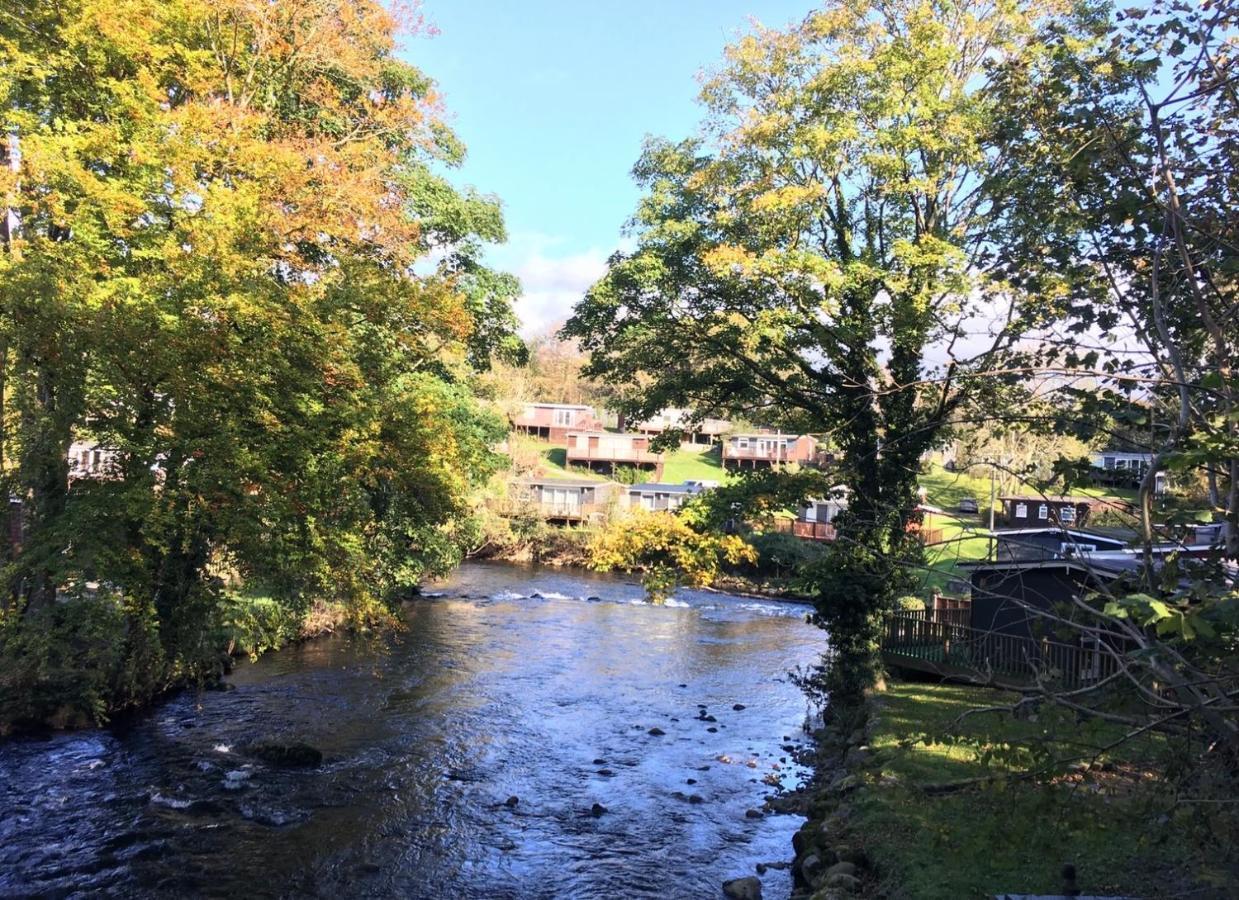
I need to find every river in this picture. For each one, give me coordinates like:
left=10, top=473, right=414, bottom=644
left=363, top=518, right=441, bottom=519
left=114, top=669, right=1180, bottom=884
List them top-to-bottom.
left=0, top=562, right=824, bottom=899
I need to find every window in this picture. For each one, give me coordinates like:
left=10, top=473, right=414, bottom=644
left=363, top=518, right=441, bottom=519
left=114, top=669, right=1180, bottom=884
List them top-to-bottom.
left=553, top=408, right=573, bottom=427
left=736, top=438, right=749, bottom=449
left=1103, top=456, right=1115, bottom=469
left=1015, top=502, right=1028, bottom=518
left=1038, top=504, right=1049, bottom=520
left=1060, top=506, right=1076, bottom=524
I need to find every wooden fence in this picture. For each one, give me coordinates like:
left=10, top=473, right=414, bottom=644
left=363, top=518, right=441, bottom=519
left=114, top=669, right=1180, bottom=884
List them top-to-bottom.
left=882, top=611, right=1120, bottom=691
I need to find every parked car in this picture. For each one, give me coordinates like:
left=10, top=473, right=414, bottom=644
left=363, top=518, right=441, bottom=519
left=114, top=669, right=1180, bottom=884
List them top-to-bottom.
left=957, top=497, right=979, bottom=514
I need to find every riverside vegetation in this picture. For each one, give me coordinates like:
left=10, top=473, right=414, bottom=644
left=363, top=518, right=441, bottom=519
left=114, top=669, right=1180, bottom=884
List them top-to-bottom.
left=0, top=0, right=522, bottom=731
left=2, top=0, right=1237, bottom=897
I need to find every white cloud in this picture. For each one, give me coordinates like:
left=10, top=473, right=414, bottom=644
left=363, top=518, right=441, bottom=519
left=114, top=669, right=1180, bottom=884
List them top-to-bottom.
left=489, top=232, right=619, bottom=337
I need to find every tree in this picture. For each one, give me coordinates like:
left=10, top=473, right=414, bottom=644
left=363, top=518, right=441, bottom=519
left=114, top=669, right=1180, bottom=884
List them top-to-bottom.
left=0, top=0, right=520, bottom=719
left=565, top=0, right=1067, bottom=697
left=971, top=0, right=1239, bottom=820
left=989, top=0, right=1238, bottom=553
left=588, top=508, right=756, bottom=603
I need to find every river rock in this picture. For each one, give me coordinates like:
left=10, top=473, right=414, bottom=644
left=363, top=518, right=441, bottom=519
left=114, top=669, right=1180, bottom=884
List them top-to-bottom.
left=586, top=596, right=603, bottom=602
left=733, top=703, right=746, bottom=711
left=648, top=727, right=666, bottom=736
left=247, top=740, right=323, bottom=768
left=592, top=758, right=606, bottom=765
left=504, top=795, right=519, bottom=808
left=590, top=802, right=607, bottom=817
left=744, top=808, right=763, bottom=819
left=834, top=846, right=870, bottom=869
left=798, top=852, right=825, bottom=886
left=825, top=861, right=857, bottom=878
left=824, top=872, right=861, bottom=892
left=722, top=875, right=762, bottom=900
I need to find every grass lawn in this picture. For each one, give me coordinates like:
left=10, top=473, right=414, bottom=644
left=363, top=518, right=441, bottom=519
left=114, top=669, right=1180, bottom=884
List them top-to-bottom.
left=518, top=438, right=729, bottom=484
left=660, top=445, right=728, bottom=482
left=915, top=465, right=1142, bottom=597
left=917, top=466, right=995, bottom=595
left=853, top=680, right=1204, bottom=899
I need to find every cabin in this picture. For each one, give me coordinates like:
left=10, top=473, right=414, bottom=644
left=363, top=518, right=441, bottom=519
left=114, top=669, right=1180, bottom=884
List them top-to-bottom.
left=510, top=403, right=602, bottom=442
left=630, top=408, right=731, bottom=446
left=564, top=431, right=664, bottom=474
left=722, top=433, right=818, bottom=470
left=68, top=441, right=121, bottom=482
left=1090, top=449, right=1165, bottom=493
left=510, top=477, right=618, bottom=522
left=624, top=482, right=706, bottom=512
left=789, top=488, right=847, bottom=541
left=999, top=495, right=1100, bottom=528
left=993, top=527, right=1129, bottom=562
left=964, top=555, right=1141, bottom=641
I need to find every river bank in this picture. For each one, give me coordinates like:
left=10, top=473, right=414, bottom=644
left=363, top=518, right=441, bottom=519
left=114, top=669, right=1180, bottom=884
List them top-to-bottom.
left=1, top=562, right=823, bottom=898
left=786, top=680, right=1225, bottom=899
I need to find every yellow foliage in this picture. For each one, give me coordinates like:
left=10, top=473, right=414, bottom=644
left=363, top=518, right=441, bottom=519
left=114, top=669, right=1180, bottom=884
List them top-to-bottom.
left=588, top=511, right=756, bottom=602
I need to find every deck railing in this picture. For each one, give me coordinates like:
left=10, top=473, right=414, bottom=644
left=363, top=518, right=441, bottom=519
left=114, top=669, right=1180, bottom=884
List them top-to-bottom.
left=565, top=446, right=664, bottom=465
left=767, top=518, right=838, bottom=541
left=882, top=611, right=1119, bottom=691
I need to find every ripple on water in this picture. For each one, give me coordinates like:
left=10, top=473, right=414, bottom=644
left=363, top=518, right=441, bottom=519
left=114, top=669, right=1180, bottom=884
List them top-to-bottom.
left=0, top=562, right=822, bottom=899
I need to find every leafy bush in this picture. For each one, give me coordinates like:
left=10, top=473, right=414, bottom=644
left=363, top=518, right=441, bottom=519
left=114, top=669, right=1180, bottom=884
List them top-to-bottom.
left=588, top=510, right=757, bottom=602
left=741, top=531, right=830, bottom=578
left=0, top=592, right=172, bottom=731
left=220, top=594, right=305, bottom=660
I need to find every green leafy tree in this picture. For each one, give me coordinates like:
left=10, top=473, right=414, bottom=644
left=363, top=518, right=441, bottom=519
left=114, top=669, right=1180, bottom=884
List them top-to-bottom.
left=0, top=0, right=520, bottom=723
left=565, top=0, right=1066, bottom=697
left=588, top=509, right=756, bottom=603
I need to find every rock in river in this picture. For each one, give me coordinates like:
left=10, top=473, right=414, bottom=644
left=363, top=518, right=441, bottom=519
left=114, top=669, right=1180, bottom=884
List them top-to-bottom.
left=247, top=740, right=323, bottom=768
left=722, top=875, right=762, bottom=899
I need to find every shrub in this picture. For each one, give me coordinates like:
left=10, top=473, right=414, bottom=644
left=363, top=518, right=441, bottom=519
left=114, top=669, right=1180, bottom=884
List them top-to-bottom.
left=0, top=591, right=172, bottom=731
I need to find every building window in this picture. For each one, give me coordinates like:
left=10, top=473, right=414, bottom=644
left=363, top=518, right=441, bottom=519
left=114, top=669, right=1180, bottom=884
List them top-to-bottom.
left=553, top=409, right=573, bottom=427
left=737, top=439, right=749, bottom=449
left=1103, top=456, right=1115, bottom=469
left=1015, top=502, right=1028, bottom=519
left=1038, top=504, right=1049, bottom=520
left=1060, top=506, right=1076, bottom=524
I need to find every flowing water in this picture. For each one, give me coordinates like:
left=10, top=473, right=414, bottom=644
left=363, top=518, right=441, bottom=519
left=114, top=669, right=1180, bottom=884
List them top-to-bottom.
left=0, top=562, right=824, bottom=899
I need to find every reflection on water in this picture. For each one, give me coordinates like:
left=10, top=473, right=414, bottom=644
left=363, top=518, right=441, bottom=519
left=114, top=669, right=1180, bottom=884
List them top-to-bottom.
left=0, top=562, right=823, bottom=899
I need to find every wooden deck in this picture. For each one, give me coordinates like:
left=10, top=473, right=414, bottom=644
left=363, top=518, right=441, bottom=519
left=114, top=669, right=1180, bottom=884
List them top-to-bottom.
left=882, top=611, right=1119, bottom=691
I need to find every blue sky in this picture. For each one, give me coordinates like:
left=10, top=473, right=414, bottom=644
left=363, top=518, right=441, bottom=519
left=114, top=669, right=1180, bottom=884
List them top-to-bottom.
left=409, top=1, right=811, bottom=335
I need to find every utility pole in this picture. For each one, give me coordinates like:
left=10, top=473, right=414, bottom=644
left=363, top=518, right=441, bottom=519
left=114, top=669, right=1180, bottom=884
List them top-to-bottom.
left=988, top=460, right=998, bottom=560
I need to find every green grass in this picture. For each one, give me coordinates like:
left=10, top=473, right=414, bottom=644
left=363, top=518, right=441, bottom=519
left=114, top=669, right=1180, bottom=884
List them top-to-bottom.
left=523, top=441, right=728, bottom=484
left=660, top=445, right=728, bottom=482
left=915, top=465, right=1143, bottom=597
left=917, top=466, right=996, bottom=595
left=852, top=680, right=1202, bottom=899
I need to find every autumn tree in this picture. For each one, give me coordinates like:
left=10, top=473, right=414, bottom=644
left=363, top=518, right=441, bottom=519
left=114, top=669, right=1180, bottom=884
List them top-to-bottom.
left=0, top=0, right=520, bottom=721
left=565, top=0, right=1068, bottom=697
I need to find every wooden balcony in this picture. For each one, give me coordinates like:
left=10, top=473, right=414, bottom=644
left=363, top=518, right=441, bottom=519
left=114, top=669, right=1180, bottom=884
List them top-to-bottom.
left=723, top=445, right=806, bottom=462
left=564, top=446, right=664, bottom=466
left=768, top=518, right=838, bottom=542
left=882, top=611, right=1119, bottom=691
